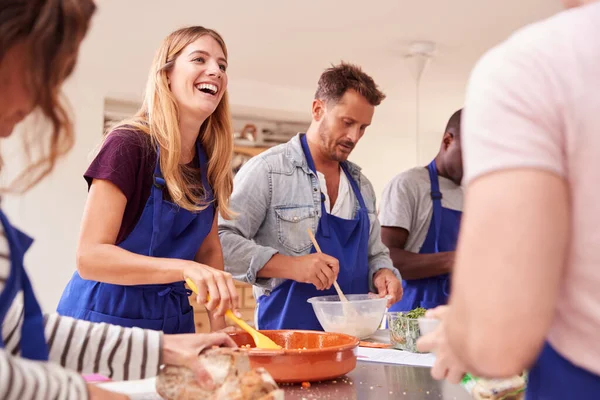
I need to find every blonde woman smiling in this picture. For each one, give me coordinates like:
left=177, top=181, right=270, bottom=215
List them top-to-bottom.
left=58, top=26, right=239, bottom=333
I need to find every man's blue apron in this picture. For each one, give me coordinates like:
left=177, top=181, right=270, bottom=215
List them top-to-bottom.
left=256, top=134, right=370, bottom=330
left=57, top=140, right=214, bottom=334
left=389, top=160, right=462, bottom=312
left=0, top=210, right=49, bottom=360
left=526, top=342, right=600, bottom=399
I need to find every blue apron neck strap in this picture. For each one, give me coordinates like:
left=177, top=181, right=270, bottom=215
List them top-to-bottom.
left=299, top=134, right=318, bottom=174
left=300, top=134, right=331, bottom=236
left=195, top=139, right=211, bottom=190
left=149, top=140, right=206, bottom=256
left=152, top=145, right=166, bottom=189
left=150, top=146, right=165, bottom=256
left=427, top=160, right=443, bottom=253
left=340, top=163, right=367, bottom=211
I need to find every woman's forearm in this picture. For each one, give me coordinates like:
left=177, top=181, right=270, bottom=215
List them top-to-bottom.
left=76, top=243, right=189, bottom=285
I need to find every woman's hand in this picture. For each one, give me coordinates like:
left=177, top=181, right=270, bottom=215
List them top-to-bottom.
left=183, top=262, right=240, bottom=316
left=162, top=332, right=237, bottom=390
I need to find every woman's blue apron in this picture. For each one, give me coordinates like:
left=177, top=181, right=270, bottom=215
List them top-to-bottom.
left=256, top=134, right=370, bottom=330
left=57, top=141, right=214, bottom=334
left=389, top=160, right=462, bottom=312
left=0, top=210, right=48, bottom=360
left=526, top=341, right=600, bottom=399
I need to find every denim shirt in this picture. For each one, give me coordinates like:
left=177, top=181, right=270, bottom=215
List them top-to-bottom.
left=218, top=134, right=401, bottom=300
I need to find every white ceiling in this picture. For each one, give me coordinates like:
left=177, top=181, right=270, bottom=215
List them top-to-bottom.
left=76, top=0, right=562, bottom=141
left=83, top=0, right=560, bottom=93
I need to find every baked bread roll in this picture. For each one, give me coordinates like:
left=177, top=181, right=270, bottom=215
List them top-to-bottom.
left=155, top=347, right=283, bottom=400
left=216, top=367, right=284, bottom=400
left=471, top=375, right=526, bottom=400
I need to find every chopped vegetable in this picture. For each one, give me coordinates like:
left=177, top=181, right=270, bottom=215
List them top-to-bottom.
left=404, top=307, right=427, bottom=319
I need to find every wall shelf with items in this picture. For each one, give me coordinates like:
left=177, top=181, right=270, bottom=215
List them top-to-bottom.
left=228, top=105, right=309, bottom=175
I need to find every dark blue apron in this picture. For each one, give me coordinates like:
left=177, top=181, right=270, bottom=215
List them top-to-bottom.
left=256, top=134, right=370, bottom=330
left=57, top=140, right=214, bottom=334
left=389, top=160, right=462, bottom=312
left=0, top=210, right=49, bottom=360
left=526, top=342, right=600, bottom=399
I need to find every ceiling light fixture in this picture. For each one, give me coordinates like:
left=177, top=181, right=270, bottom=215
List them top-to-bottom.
left=406, top=41, right=436, bottom=164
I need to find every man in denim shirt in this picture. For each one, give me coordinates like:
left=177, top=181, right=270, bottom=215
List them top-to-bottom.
left=219, top=63, right=402, bottom=330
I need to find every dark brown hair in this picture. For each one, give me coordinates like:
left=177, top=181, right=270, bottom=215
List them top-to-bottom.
left=0, top=0, right=96, bottom=192
left=314, top=62, right=386, bottom=106
left=445, top=109, right=463, bottom=137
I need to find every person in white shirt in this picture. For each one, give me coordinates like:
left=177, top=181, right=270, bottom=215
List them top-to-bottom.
left=0, top=2, right=235, bottom=399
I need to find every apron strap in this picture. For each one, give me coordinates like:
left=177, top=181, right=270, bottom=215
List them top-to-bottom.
left=299, top=134, right=369, bottom=237
left=300, top=134, right=331, bottom=237
left=149, top=140, right=208, bottom=256
left=196, top=140, right=211, bottom=192
left=150, top=147, right=165, bottom=257
left=427, top=160, right=443, bottom=253
left=340, top=162, right=367, bottom=212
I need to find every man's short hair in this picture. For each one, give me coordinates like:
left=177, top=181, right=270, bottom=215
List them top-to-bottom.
left=315, top=62, right=386, bottom=106
left=445, top=109, right=463, bottom=136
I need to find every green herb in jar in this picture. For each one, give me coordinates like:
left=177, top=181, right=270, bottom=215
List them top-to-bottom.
left=389, top=307, right=428, bottom=352
left=404, top=307, right=427, bottom=319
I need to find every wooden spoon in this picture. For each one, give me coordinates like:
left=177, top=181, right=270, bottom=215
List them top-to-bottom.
left=307, top=229, right=349, bottom=301
left=307, top=229, right=358, bottom=319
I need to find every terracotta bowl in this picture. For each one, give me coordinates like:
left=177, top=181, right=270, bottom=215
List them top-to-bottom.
left=228, top=330, right=359, bottom=383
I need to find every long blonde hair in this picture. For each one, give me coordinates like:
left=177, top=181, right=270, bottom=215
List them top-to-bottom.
left=113, top=26, right=234, bottom=218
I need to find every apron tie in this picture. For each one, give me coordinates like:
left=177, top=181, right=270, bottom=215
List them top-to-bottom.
left=156, top=285, right=193, bottom=332
left=157, top=286, right=192, bottom=297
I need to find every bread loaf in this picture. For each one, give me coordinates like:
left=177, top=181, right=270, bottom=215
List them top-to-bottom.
left=155, top=347, right=283, bottom=400
left=471, top=375, right=526, bottom=400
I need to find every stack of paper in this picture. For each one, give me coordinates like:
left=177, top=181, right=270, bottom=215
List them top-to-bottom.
left=357, top=347, right=436, bottom=367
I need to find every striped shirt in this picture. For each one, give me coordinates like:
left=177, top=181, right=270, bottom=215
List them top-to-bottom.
left=0, top=223, right=163, bottom=399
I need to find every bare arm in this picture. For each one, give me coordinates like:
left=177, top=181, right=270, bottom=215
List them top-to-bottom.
left=446, top=169, right=569, bottom=377
left=76, top=179, right=189, bottom=284
left=76, top=179, right=236, bottom=314
left=194, top=213, right=239, bottom=328
left=381, top=226, right=453, bottom=280
left=257, top=254, right=296, bottom=280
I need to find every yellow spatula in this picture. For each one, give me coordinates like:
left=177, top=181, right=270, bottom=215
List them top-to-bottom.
left=185, top=278, right=281, bottom=350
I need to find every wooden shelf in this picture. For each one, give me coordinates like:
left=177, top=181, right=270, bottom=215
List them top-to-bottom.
left=233, top=145, right=270, bottom=158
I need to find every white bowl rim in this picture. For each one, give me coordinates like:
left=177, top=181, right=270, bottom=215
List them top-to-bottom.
left=307, top=294, right=390, bottom=304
